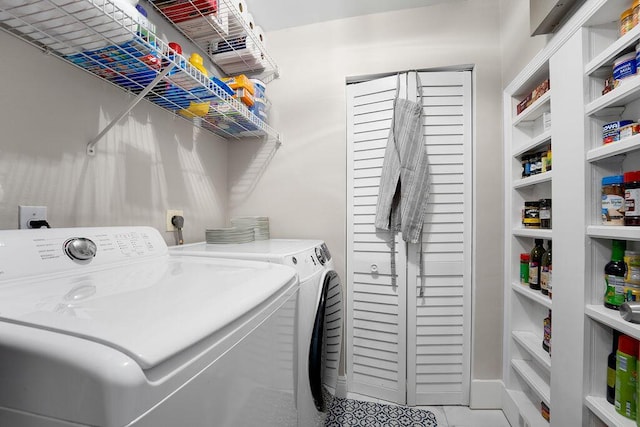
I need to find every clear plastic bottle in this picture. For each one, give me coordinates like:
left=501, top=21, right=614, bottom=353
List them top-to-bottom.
left=615, top=334, right=638, bottom=419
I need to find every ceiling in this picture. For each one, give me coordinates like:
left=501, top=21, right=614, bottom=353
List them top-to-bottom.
left=243, top=0, right=451, bottom=32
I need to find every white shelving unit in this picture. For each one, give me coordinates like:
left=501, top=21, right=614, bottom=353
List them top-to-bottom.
left=0, top=0, right=282, bottom=154
left=504, top=1, right=640, bottom=426
left=583, top=1, right=640, bottom=424
left=502, top=47, right=553, bottom=427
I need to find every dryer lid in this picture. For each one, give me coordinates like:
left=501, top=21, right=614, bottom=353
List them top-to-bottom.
left=0, top=256, right=297, bottom=369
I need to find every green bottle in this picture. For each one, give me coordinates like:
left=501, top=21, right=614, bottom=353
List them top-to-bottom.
left=529, top=239, right=546, bottom=291
left=605, top=240, right=627, bottom=310
left=615, top=334, right=638, bottom=420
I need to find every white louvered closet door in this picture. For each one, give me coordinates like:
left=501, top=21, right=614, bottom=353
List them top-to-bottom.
left=346, top=71, right=472, bottom=406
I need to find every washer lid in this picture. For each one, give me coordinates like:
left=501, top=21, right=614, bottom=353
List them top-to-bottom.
left=171, top=239, right=324, bottom=260
left=0, top=256, right=297, bottom=369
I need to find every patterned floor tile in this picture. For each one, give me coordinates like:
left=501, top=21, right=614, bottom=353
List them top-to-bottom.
left=325, top=397, right=438, bottom=427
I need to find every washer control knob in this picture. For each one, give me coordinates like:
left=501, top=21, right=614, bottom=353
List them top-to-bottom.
left=64, top=238, right=97, bottom=261
left=315, top=247, right=326, bottom=265
left=371, top=264, right=378, bottom=273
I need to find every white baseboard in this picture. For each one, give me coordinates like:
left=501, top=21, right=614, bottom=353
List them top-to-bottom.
left=335, top=375, right=348, bottom=398
left=470, top=380, right=504, bottom=409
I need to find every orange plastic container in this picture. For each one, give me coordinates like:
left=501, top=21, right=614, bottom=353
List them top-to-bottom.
left=222, top=74, right=255, bottom=95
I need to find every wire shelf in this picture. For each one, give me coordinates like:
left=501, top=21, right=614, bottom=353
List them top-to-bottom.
left=0, top=0, right=280, bottom=149
left=148, top=0, right=279, bottom=82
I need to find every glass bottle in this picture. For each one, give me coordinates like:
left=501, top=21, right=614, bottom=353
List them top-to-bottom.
left=529, top=239, right=546, bottom=291
left=604, top=239, right=627, bottom=310
left=540, top=241, right=552, bottom=296
left=607, top=330, right=620, bottom=404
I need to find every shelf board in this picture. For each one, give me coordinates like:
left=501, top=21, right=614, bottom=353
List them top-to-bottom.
left=585, top=25, right=640, bottom=77
left=585, top=74, right=640, bottom=117
left=513, top=91, right=551, bottom=127
left=513, top=130, right=552, bottom=158
left=587, top=134, right=640, bottom=162
left=513, top=171, right=553, bottom=189
left=587, top=225, right=640, bottom=241
left=512, top=228, right=553, bottom=240
left=512, top=282, right=553, bottom=309
left=586, top=304, right=640, bottom=341
left=512, top=331, right=551, bottom=373
left=511, top=359, right=551, bottom=407
left=505, top=390, right=549, bottom=427
left=585, top=395, right=636, bottom=427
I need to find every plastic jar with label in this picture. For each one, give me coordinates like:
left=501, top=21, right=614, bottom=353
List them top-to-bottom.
left=634, top=0, right=640, bottom=27
left=621, top=8, right=634, bottom=36
left=614, top=52, right=637, bottom=82
left=625, top=171, right=640, bottom=226
left=603, top=175, right=625, bottom=225
left=522, top=201, right=540, bottom=228
left=624, top=251, right=640, bottom=284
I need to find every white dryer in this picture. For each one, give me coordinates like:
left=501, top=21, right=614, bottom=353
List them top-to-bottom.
left=0, top=226, right=299, bottom=427
left=170, top=239, right=343, bottom=427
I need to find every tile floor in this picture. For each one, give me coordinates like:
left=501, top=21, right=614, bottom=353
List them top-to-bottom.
left=346, top=393, right=512, bottom=427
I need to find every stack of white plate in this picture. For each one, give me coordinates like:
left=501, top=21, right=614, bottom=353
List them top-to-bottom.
left=231, top=216, right=269, bottom=240
left=205, top=227, right=254, bottom=244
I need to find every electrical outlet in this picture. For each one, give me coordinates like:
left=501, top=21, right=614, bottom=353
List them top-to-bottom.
left=19, top=205, right=47, bottom=229
left=166, top=209, right=184, bottom=231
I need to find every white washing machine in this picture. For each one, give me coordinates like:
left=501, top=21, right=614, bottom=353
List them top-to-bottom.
left=0, top=226, right=299, bottom=427
left=170, top=239, right=343, bottom=427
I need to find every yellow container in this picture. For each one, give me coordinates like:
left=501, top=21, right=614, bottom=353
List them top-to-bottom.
left=634, top=0, right=640, bottom=27
left=622, top=8, right=634, bottom=36
left=180, top=53, right=210, bottom=118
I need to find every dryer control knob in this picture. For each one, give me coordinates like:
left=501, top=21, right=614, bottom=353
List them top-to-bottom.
left=64, top=238, right=97, bottom=261
left=371, top=264, right=378, bottom=273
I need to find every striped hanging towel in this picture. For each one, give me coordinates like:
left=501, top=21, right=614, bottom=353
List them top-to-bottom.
left=374, top=73, right=431, bottom=293
left=375, top=74, right=431, bottom=244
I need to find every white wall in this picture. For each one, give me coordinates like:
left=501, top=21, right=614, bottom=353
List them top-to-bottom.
left=228, top=0, right=505, bottom=382
left=500, top=0, right=551, bottom=87
left=0, top=30, right=229, bottom=244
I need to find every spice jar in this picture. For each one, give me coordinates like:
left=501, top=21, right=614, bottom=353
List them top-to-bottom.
left=634, top=0, right=640, bottom=27
left=621, top=8, right=634, bottom=36
left=541, top=151, right=549, bottom=173
left=535, top=153, right=543, bottom=175
left=522, top=155, right=530, bottom=178
left=625, top=171, right=640, bottom=226
left=602, top=175, right=625, bottom=226
left=539, top=198, right=552, bottom=229
left=523, top=201, right=541, bottom=228
left=520, top=253, right=530, bottom=285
